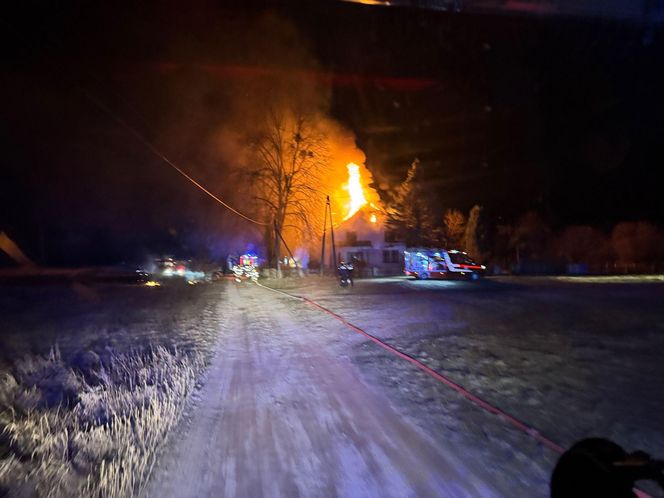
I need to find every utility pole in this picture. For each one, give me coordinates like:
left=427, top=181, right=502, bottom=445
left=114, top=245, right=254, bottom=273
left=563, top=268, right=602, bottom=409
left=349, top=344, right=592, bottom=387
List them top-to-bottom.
left=320, top=196, right=329, bottom=276
left=329, top=201, right=337, bottom=269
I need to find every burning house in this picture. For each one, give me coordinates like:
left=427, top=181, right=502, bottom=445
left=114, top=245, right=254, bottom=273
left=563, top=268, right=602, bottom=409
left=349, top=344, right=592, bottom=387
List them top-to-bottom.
left=334, top=163, right=405, bottom=276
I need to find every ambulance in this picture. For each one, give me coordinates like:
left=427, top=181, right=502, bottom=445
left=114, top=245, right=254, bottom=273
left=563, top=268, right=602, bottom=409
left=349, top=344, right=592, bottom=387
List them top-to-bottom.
left=403, top=249, right=485, bottom=281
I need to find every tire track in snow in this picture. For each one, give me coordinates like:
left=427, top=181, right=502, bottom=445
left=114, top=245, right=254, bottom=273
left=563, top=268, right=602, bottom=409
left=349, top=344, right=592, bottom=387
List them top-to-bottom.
left=146, top=281, right=495, bottom=498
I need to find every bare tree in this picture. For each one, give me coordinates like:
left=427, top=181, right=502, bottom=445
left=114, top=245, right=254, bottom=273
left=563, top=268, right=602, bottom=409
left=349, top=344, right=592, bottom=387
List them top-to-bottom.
left=250, top=106, right=328, bottom=269
left=509, top=211, right=550, bottom=266
left=611, top=221, right=664, bottom=266
left=553, top=226, right=611, bottom=265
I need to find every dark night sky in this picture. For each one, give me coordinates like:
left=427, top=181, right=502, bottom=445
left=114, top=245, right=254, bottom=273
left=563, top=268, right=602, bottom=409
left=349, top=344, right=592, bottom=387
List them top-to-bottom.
left=2, top=0, right=663, bottom=265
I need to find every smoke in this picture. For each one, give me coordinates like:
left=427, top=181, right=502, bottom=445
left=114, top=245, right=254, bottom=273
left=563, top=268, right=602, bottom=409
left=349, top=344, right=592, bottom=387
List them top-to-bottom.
left=29, top=8, right=379, bottom=263
left=172, top=12, right=378, bottom=254
left=135, top=13, right=318, bottom=259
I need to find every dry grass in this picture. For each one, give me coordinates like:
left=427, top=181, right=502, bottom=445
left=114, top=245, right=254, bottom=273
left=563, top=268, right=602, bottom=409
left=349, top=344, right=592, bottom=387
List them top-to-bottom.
left=0, top=345, right=205, bottom=498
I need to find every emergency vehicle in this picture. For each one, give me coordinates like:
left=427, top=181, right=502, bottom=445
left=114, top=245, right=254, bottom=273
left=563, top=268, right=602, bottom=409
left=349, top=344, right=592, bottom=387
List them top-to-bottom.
left=403, top=249, right=486, bottom=280
left=231, top=253, right=260, bottom=282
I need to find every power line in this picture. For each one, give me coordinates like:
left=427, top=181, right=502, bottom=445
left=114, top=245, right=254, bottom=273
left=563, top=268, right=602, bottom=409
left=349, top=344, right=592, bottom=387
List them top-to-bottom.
left=1, top=16, right=268, bottom=227
left=82, top=92, right=269, bottom=226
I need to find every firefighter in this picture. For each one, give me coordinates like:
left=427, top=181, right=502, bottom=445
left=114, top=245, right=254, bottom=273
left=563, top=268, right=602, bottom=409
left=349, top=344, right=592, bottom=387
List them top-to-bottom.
left=338, top=261, right=354, bottom=287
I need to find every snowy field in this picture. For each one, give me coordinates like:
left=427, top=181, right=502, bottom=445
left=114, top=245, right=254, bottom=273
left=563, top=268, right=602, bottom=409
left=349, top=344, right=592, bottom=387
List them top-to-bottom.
left=276, top=275, right=664, bottom=497
left=1, top=276, right=663, bottom=497
left=0, top=281, right=225, bottom=365
left=0, top=281, right=227, bottom=497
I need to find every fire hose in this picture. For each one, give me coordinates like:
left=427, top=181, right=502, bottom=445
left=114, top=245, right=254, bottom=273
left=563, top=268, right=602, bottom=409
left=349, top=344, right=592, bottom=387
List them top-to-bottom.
left=255, top=281, right=654, bottom=498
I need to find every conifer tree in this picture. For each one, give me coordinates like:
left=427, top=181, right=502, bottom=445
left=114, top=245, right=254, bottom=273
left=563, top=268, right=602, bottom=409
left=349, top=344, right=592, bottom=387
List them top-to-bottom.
left=386, top=160, right=437, bottom=246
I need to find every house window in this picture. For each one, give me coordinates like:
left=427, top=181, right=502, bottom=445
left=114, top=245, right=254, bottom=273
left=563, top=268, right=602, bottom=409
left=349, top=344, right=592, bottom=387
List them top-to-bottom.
left=384, top=230, right=398, bottom=243
left=383, top=250, right=401, bottom=263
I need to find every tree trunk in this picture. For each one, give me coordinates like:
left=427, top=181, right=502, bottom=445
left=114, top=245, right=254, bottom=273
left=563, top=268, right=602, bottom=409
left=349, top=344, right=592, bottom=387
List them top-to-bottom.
left=273, top=210, right=286, bottom=278
left=273, top=221, right=281, bottom=277
left=264, top=224, right=274, bottom=265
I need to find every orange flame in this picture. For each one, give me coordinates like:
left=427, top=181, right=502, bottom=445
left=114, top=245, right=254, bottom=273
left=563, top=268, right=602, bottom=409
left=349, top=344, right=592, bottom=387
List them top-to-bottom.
left=343, top=162, right=368, bottom=220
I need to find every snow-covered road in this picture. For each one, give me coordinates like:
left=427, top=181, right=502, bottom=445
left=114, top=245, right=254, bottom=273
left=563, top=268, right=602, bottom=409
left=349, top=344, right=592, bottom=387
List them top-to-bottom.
left=4, top=276, right=661, bottom=496
left=147, top=282, right=494, bottom=498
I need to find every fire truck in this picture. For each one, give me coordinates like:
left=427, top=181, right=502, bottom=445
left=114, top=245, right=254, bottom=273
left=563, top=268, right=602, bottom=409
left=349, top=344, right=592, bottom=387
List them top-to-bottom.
left=403, top=249, right=486, bottom=281
left=230, top=253, right=260, bottom=282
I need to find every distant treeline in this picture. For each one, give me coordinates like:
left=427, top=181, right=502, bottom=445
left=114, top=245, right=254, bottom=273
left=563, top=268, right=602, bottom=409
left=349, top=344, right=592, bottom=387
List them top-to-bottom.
left=383, top=162, right=664, bottom=275
left=486, top=215, right=664, bottom=275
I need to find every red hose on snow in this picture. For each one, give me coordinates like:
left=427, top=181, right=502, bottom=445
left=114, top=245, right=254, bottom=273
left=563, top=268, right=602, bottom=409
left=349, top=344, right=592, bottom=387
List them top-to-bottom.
left=257, top=282, right=652, bottom=498
left=300, top=296, right=565, bottom=453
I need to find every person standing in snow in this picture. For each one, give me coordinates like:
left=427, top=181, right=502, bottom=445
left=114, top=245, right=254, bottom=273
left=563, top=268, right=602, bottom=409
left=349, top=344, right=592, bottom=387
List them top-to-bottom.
left=338, top=261, right=354, bottom=287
